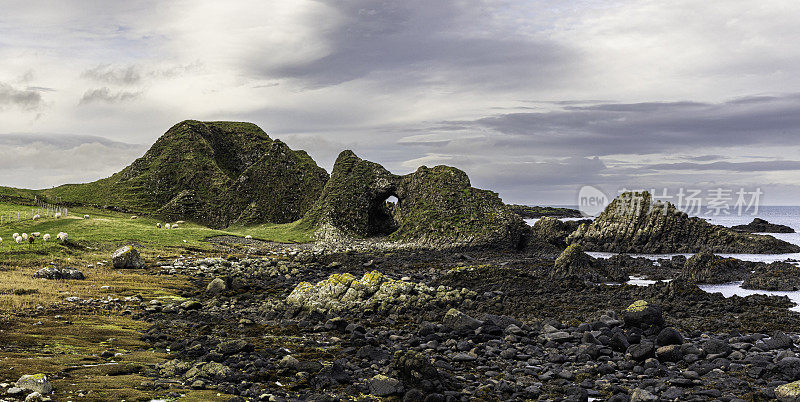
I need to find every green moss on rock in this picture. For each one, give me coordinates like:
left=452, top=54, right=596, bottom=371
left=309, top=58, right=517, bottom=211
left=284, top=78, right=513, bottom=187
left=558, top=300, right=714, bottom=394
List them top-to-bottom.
left=45, top=120, right=328, bottom=228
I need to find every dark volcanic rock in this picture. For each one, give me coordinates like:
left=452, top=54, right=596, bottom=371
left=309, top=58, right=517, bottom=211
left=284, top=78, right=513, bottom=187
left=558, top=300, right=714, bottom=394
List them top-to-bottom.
left=300, top=150, right=529, bottom=249
left=567, top=191, right=799, bottom=253
left=507, top=205, right=583, bottom=219
left=530, top=217, right=592, bottom=248
left=732, top=218, right=795, bottom=233
left=551, top=244, right=627, bottom=282
left=680, top=251, right=752, bottom=284
left=743, top=262, right=800, bottom=291
left=622, top=300, right=664, bottom=332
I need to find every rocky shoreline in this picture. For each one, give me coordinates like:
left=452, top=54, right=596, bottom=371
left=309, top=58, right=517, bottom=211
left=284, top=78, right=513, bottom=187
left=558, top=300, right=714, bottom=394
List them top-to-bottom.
left=54, top=242, right=800, bottom=401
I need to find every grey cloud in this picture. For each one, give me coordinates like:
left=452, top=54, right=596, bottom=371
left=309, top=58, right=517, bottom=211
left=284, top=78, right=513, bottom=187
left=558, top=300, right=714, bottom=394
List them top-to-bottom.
left=261, top=0, right=576, bottom=89
left=82, top=64, right=141, bottom=85
left=0, top=82, right=43, bottom=110
left=79, top=87, right=141, bottom=105
left=449, top=93, right=800, bottom=156
left=0, top=133, right=145, bottom=188
left=645, top=160, right=800, bottom=172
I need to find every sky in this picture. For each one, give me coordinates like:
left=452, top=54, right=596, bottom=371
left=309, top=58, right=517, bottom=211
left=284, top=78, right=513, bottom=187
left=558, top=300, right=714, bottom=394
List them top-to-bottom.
left=1, top=0, right=800, bottom=206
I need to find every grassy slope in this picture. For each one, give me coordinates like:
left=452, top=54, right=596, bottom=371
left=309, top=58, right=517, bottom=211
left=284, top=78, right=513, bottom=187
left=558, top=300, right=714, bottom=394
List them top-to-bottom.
left=0, top=197, right=313, bottom=401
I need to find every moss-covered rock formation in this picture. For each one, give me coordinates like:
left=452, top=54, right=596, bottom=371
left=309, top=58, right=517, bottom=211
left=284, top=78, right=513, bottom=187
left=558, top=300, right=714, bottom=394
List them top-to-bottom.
left=45, top=121, right=329, bottom=228
left=299, top=150, right=529, bottom=249
left=567, top=191, right=800, bottom=253
left=551, top=244, right=627, bottom=282
left=679, top=251, right=751, bottom=284
left=742, top=262, right=800, bottom=291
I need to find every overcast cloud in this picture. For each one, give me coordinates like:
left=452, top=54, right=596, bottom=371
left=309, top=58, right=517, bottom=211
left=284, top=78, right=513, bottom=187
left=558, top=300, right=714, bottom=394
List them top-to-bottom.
left=1, top=0, right=799, bottom=205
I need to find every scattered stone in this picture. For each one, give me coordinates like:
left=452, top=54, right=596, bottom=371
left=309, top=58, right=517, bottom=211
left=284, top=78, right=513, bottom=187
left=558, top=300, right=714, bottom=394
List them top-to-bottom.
left=732, top=218, right=795, bottom=233
left=34, top=266, right=84, bottom=280
left=206, top=278, right=227, bottom=293
left=622, top=300, right=664, bottom=331
left=443, top=308, right=481, bottom=331
left=369, top=375, right=401, bottom=397
left=776, top=380, right=800, bottom=402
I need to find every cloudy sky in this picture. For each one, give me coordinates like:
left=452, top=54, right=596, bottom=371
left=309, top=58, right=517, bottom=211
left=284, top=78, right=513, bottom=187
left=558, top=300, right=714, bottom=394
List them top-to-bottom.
left=2, top=0, right=800, bottom=205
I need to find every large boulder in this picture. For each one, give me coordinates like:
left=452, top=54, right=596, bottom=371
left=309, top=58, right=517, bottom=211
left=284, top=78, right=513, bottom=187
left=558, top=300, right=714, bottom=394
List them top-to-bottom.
left=300, top=150, right=529, bottom=249
left=567, top=191, right=799, bottom=253
left=732, top=218, right=795, bottom=233
left=551, top=244, right=627, bottom=282
left=111, top=245, right=145, bottom=269
left=680, top=251, right=751, bottom=284
left=743, top=262, right=800, bottom=291
left=622, top=300, right=664, bottom=332
left=15, top=374, right=52, bottom=394
left=776, top=381, right=800, bottom=402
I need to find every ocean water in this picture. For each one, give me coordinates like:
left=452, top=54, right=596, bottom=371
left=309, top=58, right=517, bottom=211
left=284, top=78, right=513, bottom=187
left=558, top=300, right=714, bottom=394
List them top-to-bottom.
left=527, top=206, right=800, bottom=310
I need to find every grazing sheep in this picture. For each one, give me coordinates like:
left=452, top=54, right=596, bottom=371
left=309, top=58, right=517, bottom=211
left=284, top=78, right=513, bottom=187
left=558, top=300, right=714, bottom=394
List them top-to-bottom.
left=54, top=212, right=62, bottom=218
left=33, top=214, right=40, bottom=220
left=83, top=215, right=90, bottom=219
left=130, top=215, right=138, bottom=220
left=156, top=223, right=162, bottom=229
left=165, top=223, right=171, bottom=229
left=171, top=224, right=179, bottom=229
left=12, top=232, right=19, bottom=238
left=32, top=232, right=40, bottom=237
left=56, top=232, right=68, bottom=241
left=21, top=233, right=28, bottom=241
left=43, top=234, right=50, bottom=241
left=245, top=235, right=252, bottom=239
left=15, top=236, right=22, bottom=245
left=0, top=237, right=3, bottom=247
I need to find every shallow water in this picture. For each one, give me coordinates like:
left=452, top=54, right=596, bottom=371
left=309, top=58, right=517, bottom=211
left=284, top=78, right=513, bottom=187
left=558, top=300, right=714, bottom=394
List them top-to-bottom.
left=524, top=217, right=587, bottom=226
left=698, top=282, right=800, bottom=312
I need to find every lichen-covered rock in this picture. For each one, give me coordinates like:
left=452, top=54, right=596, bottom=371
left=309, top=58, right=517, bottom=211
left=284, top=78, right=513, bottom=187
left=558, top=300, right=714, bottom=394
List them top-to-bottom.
left=300, top=150, right=529, bottom=249
left=567, top=191, right=799, bottom=253
left=530, top=217, right=591, bottom=248
left=732, top=218, right=795, bottom=233
left=551, top=244, right=627, bottom=282
left=111, top=245, right=145, bottom=269
left=680, top=251, right=751, bottom=284
left=743, top=262, right=800, bottom=291
left=34, top=266, right=84, bottom=280
left=286, top=271, right=474, bottom=314
left=206, top=277, right=227, bottom=293
left=622, top=300, right=664, bottom=331
left=442, top=308, right=481, bottom=331
left=15, top=374, right=52, bottom=394
left=369, top=374, right=401, bottom=396
left=776, top=381, right=800, bottom=402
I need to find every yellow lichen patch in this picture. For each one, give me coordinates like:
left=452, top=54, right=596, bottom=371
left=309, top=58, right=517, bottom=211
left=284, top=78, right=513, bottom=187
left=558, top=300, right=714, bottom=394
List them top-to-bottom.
left=362, top=270, right=386, bottom=286
left=626, top=300, right=649, bottom=312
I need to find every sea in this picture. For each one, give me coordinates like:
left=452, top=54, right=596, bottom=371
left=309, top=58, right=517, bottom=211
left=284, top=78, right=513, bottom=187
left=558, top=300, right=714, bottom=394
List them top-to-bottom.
left=525, top=206, right=800, bottom=311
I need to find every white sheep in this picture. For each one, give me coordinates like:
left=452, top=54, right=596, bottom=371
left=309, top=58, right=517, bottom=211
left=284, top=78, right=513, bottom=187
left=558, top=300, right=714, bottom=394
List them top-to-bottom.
left=54, top=212, right=62, bottom=219
left=33, top=214, right=40, bottom=220
left=83, top=215, right=90, bottom=219
left=130, top=215, right=138, bottom=220
left=176, top=220, right=186, bottom=224
left=156, top=223, right=162, bottom=229
left=165, top=223, right=171, bottom=229
left=171, top=224, right=179, bottom=229
left=32, top=232, right=40, bottom=237
left=56, top=232, right=68, bottom=241
left=12, top=233, right=19, bottom=238
left=21, top=233, right=28, bottom=241
left=42, top=234, right=50, bottom=241
left=245, top=235, right=252, bottom=239
left=15, top=236, right=22, bottom=245
left=0, top=237, right=3, bottom=247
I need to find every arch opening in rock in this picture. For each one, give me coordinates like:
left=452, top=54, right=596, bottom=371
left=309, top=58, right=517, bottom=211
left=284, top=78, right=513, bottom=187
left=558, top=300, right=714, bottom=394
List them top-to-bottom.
left=367, top=191, right=401, bottom=236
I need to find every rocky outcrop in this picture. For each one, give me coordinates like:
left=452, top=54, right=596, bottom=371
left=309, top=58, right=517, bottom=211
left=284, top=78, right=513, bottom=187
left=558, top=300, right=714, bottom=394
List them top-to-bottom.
left=46, top=121, right=328, bottom=228
left=300, top=151, right=529, bottom=249
left=567, top=191, right=800, bottom=253
left=507, top=205, right=582, bottom=219
left=530, top=217, right=591, bottom=248
left=731, top=218, right=795, bottom=233
left=551, top=244, right=628, bottom=282
left=680, top=251, right=752, bottom=284
left=742, top=262, right=800, bottom=291
left=285, top=271, right=475, bottom=315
